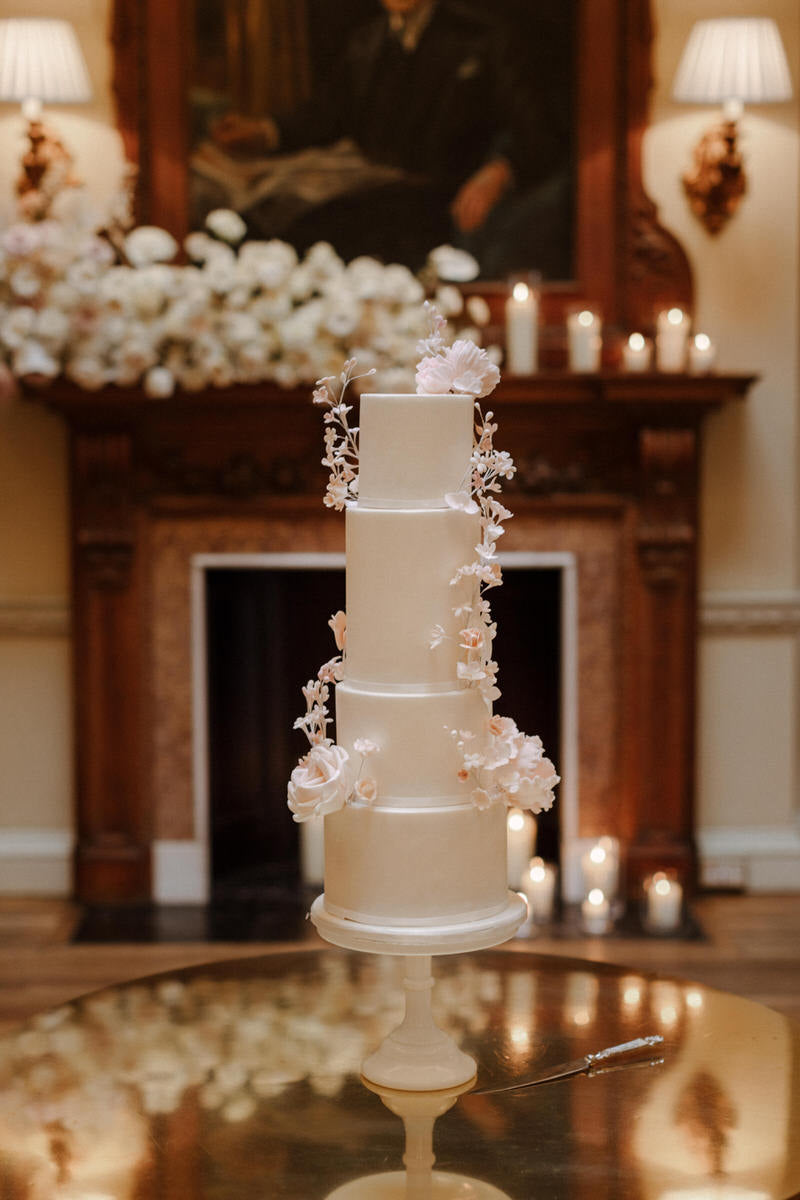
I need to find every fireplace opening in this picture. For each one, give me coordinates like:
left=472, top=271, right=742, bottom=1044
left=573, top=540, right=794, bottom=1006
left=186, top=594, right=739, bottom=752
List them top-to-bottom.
left=204, top=563, right=561, bottom=899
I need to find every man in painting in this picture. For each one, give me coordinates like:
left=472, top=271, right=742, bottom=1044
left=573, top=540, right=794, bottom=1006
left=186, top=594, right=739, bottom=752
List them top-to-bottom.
left=206, top=0, right=569, bottom=274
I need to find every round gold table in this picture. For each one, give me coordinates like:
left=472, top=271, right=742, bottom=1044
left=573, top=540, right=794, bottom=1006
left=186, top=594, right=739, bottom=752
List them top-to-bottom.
left=0, top=949, right=797, bottom=1198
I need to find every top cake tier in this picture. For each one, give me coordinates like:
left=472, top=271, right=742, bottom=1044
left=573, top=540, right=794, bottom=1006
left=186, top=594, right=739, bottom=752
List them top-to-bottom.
left=357, top=392, right=474, bottom=509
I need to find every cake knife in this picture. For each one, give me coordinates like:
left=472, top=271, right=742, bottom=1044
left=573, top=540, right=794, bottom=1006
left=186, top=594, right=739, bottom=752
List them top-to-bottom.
left=471, top=1034, right=665, bottom=1096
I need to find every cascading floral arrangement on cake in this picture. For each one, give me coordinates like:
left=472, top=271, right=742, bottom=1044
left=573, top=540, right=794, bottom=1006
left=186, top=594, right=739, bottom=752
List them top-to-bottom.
left=288, top=303, right=558, bottom=951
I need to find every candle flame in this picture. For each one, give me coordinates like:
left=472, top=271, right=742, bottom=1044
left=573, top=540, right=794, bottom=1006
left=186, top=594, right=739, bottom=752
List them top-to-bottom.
left=512, top=281, right=530, bottom=302
left=667, top=307, right=685, bottom=325
left=578, top=309, right=595, bottom=328
left=628, top=332, right=645, bottom=351
left=694, top=332, right=711, bottom=350
left=508, top=810, right=525, bottom=832
left=589, top=844, right=606, bottom=864
left=654, top=877, right=672, bottom=896
left=587, top=887, right=605, bottom=907
left=686, top=989, right=704, bottom=1009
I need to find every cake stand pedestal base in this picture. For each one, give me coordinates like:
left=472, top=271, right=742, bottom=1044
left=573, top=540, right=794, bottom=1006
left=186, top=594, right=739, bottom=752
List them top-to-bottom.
left=362, top=956, right=476, bottom=1091
left=325, top=1076, right=512, bottom=1199
left=325, top=1172, right=511, bottom=1199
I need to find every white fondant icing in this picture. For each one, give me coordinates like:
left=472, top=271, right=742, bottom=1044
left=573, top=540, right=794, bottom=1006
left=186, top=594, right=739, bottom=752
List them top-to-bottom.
left=357, top=393, right=473, bottom=507
left=345, top=506, right=477, bottom=686
left=336, top=681, right=486, bottom=803
left=323, top=802, right=507, bottom=926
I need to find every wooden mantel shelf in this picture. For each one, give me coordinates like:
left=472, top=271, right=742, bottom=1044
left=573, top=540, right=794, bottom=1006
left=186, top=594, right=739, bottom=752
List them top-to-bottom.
left=28, top=371, right=756, bottom=420
left=24, top=372, right=755, bottom=904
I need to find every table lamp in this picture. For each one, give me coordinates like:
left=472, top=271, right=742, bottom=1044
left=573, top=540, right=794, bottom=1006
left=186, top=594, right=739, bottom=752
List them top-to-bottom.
left=672, top=17, right=793, bottom=234
left=0, top=18, right=92, bottom=218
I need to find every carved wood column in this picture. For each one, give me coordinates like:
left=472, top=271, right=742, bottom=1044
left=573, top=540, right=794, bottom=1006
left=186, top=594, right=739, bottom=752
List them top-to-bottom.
left=628, top=426, right=698, bottom=893
left=72, top=429, right=150, bottom=901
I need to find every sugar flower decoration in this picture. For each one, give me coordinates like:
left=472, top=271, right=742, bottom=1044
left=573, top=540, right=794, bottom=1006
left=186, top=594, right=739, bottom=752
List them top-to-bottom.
left=416, top=337, right=500, bottom=400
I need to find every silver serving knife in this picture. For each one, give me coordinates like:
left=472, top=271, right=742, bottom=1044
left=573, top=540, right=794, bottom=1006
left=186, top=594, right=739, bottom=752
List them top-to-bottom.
left=471, top=1034, right=665, bottom=1096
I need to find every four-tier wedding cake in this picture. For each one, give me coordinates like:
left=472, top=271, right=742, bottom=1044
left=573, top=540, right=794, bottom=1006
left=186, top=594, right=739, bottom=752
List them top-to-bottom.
left=288, top=309, right=558, bottom=956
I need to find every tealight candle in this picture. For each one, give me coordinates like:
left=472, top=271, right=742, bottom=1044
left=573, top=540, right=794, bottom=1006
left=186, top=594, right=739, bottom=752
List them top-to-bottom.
left=505, top=280, right=539, bottom=374
left=656, top=307, right=689, bottom=372
left=567, top=308, right=602, bottom=372
left=622, top=332, right=652, bottom=372
left=689, top=332, right=717, bottom=374
left=507, top=808, right=536, bottom=888
left=580, top=837, right=619, bottom=900
left=520, top=856, right=557, bottom=923
left=644, top=872, right=683, bottom=933
left=581, top=887, right=611, bottom=934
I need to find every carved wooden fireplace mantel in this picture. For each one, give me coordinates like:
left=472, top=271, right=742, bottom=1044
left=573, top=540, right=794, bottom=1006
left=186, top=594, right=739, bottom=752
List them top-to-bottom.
left=29, top=373, right=754, bottom=904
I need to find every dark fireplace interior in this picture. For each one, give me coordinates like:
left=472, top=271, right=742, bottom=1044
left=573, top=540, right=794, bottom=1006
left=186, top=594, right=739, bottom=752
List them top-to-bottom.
left=206, top=566, right=561, bottom=901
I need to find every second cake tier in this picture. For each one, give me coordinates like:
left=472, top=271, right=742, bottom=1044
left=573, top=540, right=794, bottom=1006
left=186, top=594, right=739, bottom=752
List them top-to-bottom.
left=336, top=680, right=487, bottom=804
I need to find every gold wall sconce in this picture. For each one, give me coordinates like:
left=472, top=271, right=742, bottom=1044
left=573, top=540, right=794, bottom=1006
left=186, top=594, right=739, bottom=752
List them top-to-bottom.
left=672, top=17, right=793, bottom=235
left=0, top=18, right=92, bottom=220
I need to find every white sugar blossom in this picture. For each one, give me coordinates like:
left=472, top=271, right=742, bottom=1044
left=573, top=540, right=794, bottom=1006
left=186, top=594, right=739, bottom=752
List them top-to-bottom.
left=205, top=208, right=247, bottom=244
left=10, top=266, right=42, bottom=300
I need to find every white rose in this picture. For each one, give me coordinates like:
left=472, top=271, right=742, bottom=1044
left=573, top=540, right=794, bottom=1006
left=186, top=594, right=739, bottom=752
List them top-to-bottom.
left=205, top=208, right=247, bottom=244
left=124, top=225, right=179, bottom=267
left=184, top=232, right=218, bottom=263
left=239, top=240, right=298, bottom=290
left=304, top=241, right=344, bottom=281
left=428, top=244, right=480, bottom=283
left=344, top=256, right=385, bottom=300
left=379, top=264, right=424, bottom=305
left=10, top=265, right=42, bottom=300
left=435, top=284, right=464, bottom=317
left=323, top=290, right=362, bottom=339
left=1, top=306, right=36, bottom=350
left=34, top=307, right=70, bottom=349
left=13, top=339, right=59, bottom=379
left=67, top=356, right=108, bottom=390
left=144, top=366, right=175, bottom=399
left=287, top=742, right=350, bottom=822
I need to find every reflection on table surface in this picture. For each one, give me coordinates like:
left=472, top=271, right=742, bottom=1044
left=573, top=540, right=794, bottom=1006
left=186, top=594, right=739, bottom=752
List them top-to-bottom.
left=0, top=949, right=797, bottom=1199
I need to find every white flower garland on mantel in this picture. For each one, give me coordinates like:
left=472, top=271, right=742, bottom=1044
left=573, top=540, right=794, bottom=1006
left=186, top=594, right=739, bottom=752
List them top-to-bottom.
left=0, top=197, right=499, bottom=401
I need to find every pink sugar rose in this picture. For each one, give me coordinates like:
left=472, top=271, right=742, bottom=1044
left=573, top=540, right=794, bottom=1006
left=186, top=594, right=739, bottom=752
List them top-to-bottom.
left=416, top=339, right=500, bottom=399
left=288, top=742, right=350, bottom=822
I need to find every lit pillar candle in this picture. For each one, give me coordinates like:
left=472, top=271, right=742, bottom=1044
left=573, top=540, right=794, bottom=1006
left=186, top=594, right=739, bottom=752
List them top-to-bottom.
left=505, top=280, right=539, bottom=374
left=655, top=307, right=690, bottom=372
left=567, top=308, right=602, bottom=371
left=622, top=332, right=652, bottom=372
left=689, top=332, right=717, bottom=374
left=507, top=808, right=536, bottom=888
left=300, top=816, right=325, bottom=886
left=580, top=837, right=619, bottom=899
left=520, top=856, right=557, bottom=923
left=643, top=872, right=683, bottom=932
left=581, top=887, right=611, bottom=934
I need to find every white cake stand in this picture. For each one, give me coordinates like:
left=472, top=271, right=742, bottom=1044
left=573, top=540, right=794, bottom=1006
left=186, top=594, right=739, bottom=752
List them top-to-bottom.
left=311, top=891, right=527, bottom=1090
left=324, top=1077, right=513, bottom=1200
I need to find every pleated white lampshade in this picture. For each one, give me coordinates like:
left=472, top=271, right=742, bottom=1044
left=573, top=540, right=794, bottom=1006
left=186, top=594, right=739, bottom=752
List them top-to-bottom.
left=0, top=18, right=92, bottom=105
left=673, top=18, right=793, bottom=106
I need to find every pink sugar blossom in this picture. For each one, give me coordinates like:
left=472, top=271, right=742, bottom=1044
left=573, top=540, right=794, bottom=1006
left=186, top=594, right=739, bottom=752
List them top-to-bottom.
left=416, top=339, right=500, bottom=399
left=328, top=609, right=347, bottom=650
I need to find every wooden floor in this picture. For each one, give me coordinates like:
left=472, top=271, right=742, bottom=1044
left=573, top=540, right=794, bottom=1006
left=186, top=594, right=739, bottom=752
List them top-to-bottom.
left=0, top=893, right=797, bottom=1035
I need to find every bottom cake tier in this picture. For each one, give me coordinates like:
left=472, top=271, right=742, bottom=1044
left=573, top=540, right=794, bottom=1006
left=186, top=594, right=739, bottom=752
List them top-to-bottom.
left=323, top=800, right=508, bottom=927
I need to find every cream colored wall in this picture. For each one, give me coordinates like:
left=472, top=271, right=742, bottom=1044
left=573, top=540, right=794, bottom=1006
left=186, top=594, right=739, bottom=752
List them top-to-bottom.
left=0, top=0, right=797, bottom=892
left=0, top=0, right=123, bottom=890
left=648, top=0, right=800, bottom=886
